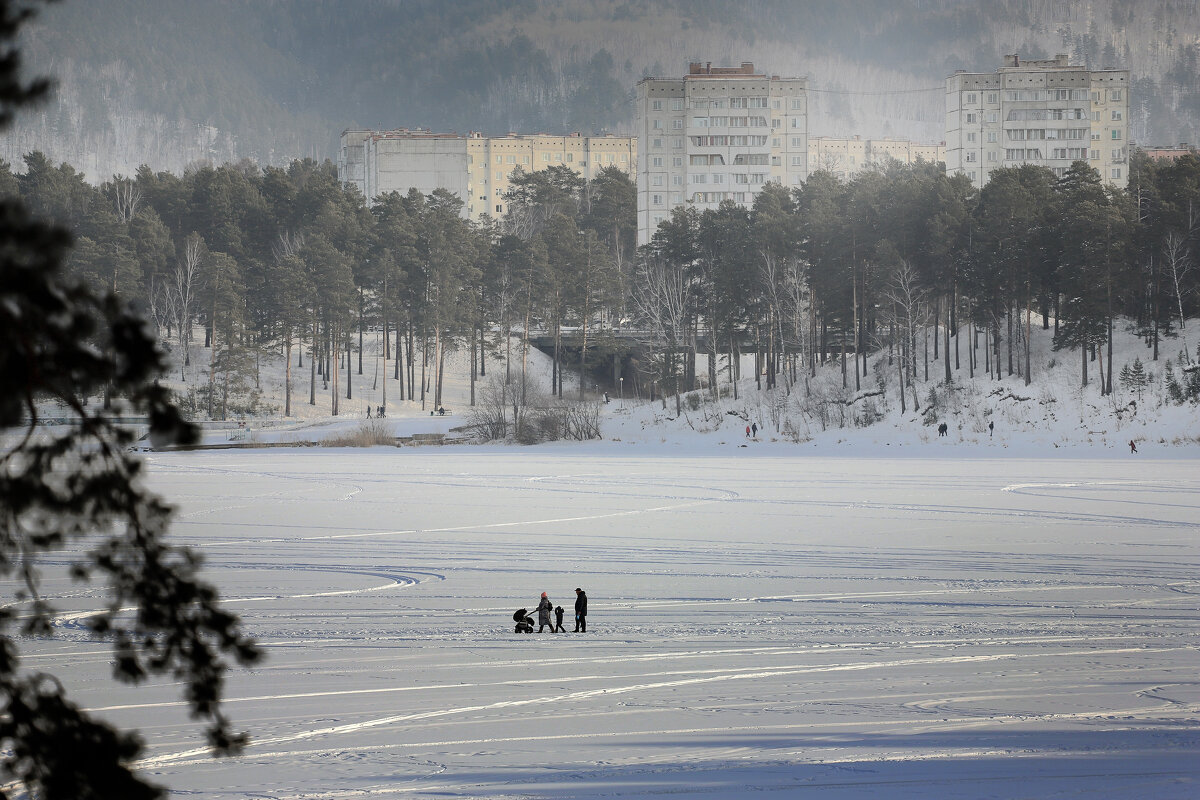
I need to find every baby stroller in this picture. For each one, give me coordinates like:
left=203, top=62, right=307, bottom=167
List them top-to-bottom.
left=513, top=608, right=534, bottom=634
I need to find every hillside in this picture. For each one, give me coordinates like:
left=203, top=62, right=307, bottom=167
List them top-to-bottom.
left=6, top=0, right=1200, bottom=180
left=137, top=314, right=1200, bottom=455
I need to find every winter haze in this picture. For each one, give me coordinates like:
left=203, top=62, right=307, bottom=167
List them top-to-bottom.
left=9, top=0, right=1200, bottom=179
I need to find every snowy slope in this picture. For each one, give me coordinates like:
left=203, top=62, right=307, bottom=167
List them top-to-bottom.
left=154, top=317, right=1199, bottom=454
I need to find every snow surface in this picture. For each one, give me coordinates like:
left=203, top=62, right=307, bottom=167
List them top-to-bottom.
left=30, top=444, right=1200, bottom=799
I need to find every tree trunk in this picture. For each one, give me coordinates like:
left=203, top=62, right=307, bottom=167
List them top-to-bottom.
left=285, top=328, right=293, bottom=417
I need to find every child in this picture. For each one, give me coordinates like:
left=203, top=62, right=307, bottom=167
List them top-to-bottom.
left=554, top=605, right=566, bottom=632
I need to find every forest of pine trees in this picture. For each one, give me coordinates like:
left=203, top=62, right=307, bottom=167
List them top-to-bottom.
left=7, top=146, right=1200, bottom=427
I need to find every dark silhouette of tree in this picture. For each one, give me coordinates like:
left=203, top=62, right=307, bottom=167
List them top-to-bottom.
left=0, top=3, right=261, bottom=798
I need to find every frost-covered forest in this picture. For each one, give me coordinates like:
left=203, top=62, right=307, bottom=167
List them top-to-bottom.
left=7, top=0, right=1200, bottom=178
left=8, top=145, right=1200, bottom=431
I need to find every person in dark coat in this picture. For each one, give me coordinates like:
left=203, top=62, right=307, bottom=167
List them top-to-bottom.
left=574, top=587, right=587, bottom=632
left=537, top=592, right=554, bottom=633
left=554, top=605, right=565, bottom=632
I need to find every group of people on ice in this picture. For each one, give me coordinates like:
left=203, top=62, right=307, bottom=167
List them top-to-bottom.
left=514, top=587, right=587, bottom=633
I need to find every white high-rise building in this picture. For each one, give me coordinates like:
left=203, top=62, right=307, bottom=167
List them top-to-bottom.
left=946, top=54, right=1130, bottom=188
left=635, top=62, right=808, bottom=245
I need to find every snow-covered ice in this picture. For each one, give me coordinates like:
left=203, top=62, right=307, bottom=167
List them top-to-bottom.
left=29, top=445, right=1200, bottom=798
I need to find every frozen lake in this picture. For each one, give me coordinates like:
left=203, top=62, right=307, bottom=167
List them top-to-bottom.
left=35, top=448, right=1200, bottom=798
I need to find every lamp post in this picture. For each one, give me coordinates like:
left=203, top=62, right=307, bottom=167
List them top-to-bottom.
left=619, top=376, right=624, bottom=400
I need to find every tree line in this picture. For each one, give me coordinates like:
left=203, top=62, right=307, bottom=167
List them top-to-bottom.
left=6, top=149, right=1199, bottom=421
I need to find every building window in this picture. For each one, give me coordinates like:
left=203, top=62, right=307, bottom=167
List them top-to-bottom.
left=1109, top=89, right=1123, bottom=102
left=987, top=92, right=998, bottom=104
left=966, top=93, right=977, bottom=104
left=671, top=98, right=684, bottom=110
left=773, top=99, right=781, bottom=109
left=791, top=99, right=803, bottom=110
left=652, top=100, right=663, bottom=111
left=1112, top=109, right=1123, bottom=121
left=986, top=112, right=998, bottom=123
left=966, top=113, right=977, bottom=124
left=672, top=118, right=683, bottom=129
left=791, top=118, right=801, bottom=128
left=653, top=119, right=662, bottom=129
left=771, top=119, right=781, bottom=128
left=1111, top=129, right=1122, bottom=140
left=987, top=131, right=997, bottom=143
left=967, top=132, right=977, bottom=142
left=791, top=137, right=803, bottom=147
left=652, top=138, right=662, bottom=149
left=772, top=138, right=781, bottom=147
left=1112, top=148, right=1125, bottom=160
left=965, top=151, right=977, bottom=162
left=987, top=151, right=997, bottom=162
left=543, top=153, right=551, bottom=162
left=555, top=153, right=562, bottom=161
left=566, top=153, right=573, bottom=162
left=621, top=154, right=628, bottom=162
left=495, top=155, right=503, bottom=164
left=506, top=155, right=515, bottom=164
left=770, top=155, right=781, bottom=166
left=522, top=156, right=529, bottom=164
left=651, top=156, right=663, bottom=167
left=791, top=156, right=804, bottom=166
left=1111, top=168, right=1122, bottom=179
left=494, top=171, right=502, bottom=180
left=712, top=173, right=725, bottom=184
left=652, top=175, right=663, bottom=186
left=672, top=175, right=682, bottom=185
left=652, top=194, right=663, bottom=205
left=496, top=204, right=503, bottom=213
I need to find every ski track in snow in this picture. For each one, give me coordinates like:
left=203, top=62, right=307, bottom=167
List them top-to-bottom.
left=26, top=451, right=1200, bottom=799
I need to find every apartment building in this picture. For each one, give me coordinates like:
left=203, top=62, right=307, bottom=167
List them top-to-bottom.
left=946, top=54, right=1130, bottom=188
left=635, top=62, right=808, bottom=245
left=338, top=129, right=636, bottom=221
left=808, top=136, right=946, bottom=179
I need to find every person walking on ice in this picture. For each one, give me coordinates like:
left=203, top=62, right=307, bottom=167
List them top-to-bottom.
left=574, top=587, right=588, bottom=632
left=537, top=592, right=555, bottom=633
left=554, top=605, right=566, bottom=632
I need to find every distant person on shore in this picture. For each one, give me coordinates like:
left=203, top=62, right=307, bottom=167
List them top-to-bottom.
left=989, top=420, right=994, bottom=437
left=751, top=422, right=758, bottom=438
left=745, top=425, right=751, bottom=438
left=1129, top=439, right=1137, bottom=453
left=574, top=587, right=587, bottom=632
left=537, top=592, right=555, bottom=633
left=554, top=605, right=565, bottom=632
